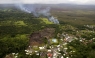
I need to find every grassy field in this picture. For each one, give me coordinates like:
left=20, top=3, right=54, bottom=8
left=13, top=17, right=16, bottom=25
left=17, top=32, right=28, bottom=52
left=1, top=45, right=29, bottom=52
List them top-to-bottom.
left=51, top=9, right=95, bottom=26
left=40, top=18, right=53, bottom=24
left=0, top=20, right=27, bottom=26
left=14, top=21, right=27, bottom=26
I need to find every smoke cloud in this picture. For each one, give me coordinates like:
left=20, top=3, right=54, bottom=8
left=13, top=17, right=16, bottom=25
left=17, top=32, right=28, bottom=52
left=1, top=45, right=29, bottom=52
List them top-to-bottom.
left=15, top=4, right=59, bottom=24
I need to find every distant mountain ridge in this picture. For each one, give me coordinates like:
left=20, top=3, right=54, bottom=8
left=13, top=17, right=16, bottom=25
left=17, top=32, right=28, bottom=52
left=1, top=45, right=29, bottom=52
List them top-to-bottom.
left=0, top=4, right=95, bottom=9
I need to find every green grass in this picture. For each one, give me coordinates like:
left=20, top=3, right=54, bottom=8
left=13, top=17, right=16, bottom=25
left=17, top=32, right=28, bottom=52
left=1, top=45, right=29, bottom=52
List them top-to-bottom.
left=40, top=18, right=53, bottom=24
left=0, top=20, right=27, bottom=26
left=14, top=21, right=27, bottom=26
left=16, top=34, right=28, bottom=39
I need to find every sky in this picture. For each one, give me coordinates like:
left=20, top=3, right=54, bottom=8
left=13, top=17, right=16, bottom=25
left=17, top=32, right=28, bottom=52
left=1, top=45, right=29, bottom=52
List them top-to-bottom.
left=0, top=0, right=95, bottom=5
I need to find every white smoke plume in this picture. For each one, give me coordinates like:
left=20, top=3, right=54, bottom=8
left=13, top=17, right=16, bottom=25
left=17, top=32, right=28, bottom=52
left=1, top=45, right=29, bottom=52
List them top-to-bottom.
left=15, top=4, right=59, bottom=24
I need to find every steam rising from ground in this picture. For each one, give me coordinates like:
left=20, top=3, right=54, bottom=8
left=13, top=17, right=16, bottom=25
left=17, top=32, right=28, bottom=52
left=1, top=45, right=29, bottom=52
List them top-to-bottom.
left=15, top=4, right=59, bottom=24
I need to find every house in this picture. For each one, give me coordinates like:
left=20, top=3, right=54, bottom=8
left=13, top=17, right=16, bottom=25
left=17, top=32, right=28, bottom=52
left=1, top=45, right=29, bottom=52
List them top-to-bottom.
left=47, top=53, right=53, bottom=58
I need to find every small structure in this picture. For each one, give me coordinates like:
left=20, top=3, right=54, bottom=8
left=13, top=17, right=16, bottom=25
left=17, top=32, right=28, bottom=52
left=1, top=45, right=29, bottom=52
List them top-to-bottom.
left=49, top=38, right=59, bottom=45
left=47, top=53, right=53, bottom=58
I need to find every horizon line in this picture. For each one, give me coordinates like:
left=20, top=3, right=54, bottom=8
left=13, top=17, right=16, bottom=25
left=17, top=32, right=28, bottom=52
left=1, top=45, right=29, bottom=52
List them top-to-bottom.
left=0, top=3, right=95, bottom=5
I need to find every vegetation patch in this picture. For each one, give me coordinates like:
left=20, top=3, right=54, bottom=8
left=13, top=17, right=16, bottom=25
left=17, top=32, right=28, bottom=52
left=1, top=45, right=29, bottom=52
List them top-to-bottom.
left=14, top=21, right=27, bottom=26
